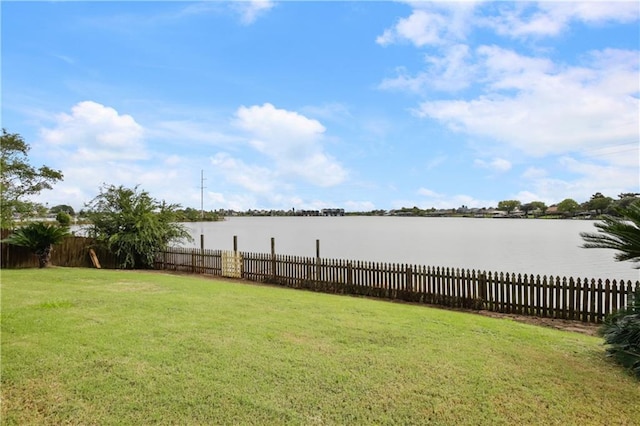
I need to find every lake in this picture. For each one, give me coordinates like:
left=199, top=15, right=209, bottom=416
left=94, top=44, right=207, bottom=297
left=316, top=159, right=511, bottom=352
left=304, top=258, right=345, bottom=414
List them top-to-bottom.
left=180, top=217, right=640, bottom=282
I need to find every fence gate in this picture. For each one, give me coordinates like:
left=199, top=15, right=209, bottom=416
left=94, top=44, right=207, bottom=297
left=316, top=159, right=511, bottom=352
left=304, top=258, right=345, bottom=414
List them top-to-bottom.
left=221, top=251, right=242, bottom=278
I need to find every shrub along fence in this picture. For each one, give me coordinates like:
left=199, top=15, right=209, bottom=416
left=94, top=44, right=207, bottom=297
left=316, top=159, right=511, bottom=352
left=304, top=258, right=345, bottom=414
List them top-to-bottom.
left=0, top=230, right=117, bottom=269
left=155, top=246, right=640, bottom=324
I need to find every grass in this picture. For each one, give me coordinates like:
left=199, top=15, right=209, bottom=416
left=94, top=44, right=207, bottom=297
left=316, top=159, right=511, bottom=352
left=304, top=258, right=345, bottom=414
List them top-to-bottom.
left=1, top=268, right=639, bottom=425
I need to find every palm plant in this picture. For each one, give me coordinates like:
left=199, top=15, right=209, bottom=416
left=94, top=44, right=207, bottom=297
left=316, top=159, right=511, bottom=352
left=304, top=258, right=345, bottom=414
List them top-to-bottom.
left=580, top=200, right=640, bottom=268
left=582, top=200, right=640, bottom=378
left=3, top=222, right=70, bottom=268
left=599, top=288, right=640, bottom=379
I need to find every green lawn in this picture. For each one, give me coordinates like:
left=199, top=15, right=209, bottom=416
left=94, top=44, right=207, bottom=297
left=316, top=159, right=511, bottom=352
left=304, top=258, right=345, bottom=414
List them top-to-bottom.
left=1, top=268, right=638, bottom=425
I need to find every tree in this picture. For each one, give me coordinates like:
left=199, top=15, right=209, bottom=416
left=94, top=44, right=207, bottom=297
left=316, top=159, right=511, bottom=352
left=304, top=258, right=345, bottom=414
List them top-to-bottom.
left=0, top=129, right=63, bottom=228
left=84, top=184, right=192, bottom=269
left=585, top=192, right=613, bottom=215
left=613, top=193, right=640, bottom=212
left=556, top=198, right=580, bottom=217
left=497, top=200, right=521, bottom=215
left=529, top=201, right=547, bottom=217
left=580, top=201, right=640, bottom=268
left=520, top=202, right=547, bottom=217
left=520, top=202, right=534, bottom=217
left=50, top=204, right=75, bottom=216
left=175, top=207, right=222, bottom=222
left=56, top=211, right=72, bottom=226
left=3, top=222, right=70, bottom=268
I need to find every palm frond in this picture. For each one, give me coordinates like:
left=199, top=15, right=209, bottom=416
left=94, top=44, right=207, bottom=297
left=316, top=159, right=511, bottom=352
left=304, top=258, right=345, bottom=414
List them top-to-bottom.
left=580, top=201, right=640, bottom=268
left=3, top=222, right=70, bottom=252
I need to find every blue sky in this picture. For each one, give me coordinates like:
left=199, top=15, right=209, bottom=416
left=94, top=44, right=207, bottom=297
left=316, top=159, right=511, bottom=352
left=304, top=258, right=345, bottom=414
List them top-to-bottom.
left=2, top=1, right=638, bottom=212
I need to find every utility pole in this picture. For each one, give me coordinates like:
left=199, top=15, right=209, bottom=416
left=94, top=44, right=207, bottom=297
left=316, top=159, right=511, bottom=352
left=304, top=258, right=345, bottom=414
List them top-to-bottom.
left=200, top=169, right=206, bottom=220
left=200, top=169, right=206, bottom=250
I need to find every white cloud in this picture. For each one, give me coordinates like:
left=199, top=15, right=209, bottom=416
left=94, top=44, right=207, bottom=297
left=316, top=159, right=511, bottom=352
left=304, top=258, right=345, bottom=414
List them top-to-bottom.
left=172, top=0, right=275, bottom=26
left=234, top=0, right=275, bottom=25
left=562, top=1, right=640, bottom=23
left=377, top=2, right=479, bottom=47
left=378, top=2, right=639, bottom=97
left=382, top=2, right=639, bottom=49
left=486, top=2, right=640, bottom=38
left=485, top=3, right=566, bottom=38
left=377, top=10, right=447, bottom=47
left=380, top=44, right=475, bottom=93
left=423, top=44, right=475, bottom=91
left=478, top=44, right=554, bottom=88
left=415, top=47, right=639, bottom=158
left=378, top=66, right=427, bottom=93
left=32, top=101, right=220, bottom=211
left=32, top=101, right=350, bottom=212
left=40, top=101, right=146, bottom=162
left=233, top=103, right=347, bottom=187
left=235, top=103, right=326, bottom=148
left=301, top=103, right=352, bottom=123
left=152, top=120, right=241, bottom=146
left=210, top=152, right=276, bottom=194
left=164, top=155, right=183, bottom=166
left=425, top=155, right=447, bottom=170
left=515, top=155, right=638, bottom=205
left=560, top=156, right=638, bottom=191
left=474, top=157, right=512, bottom=173
left=35, top=161, right=184, bottom=211
left=522, top=167, right=547, bottom=180
left=416, top=187, right=498, bottom=209
left=417, top=187, right=443, bottom=198
left=206, top=191, right=259, bottom=212
left=513, top=191, right=541, bottom=204
left=344, top=200, right=376, bottom=211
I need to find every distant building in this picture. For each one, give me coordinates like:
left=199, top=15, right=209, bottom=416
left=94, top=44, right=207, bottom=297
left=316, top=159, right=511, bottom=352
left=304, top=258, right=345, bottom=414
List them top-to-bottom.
left=321, top=208, right=345, bottom=216
left=297, top=210, right=321, bottom=216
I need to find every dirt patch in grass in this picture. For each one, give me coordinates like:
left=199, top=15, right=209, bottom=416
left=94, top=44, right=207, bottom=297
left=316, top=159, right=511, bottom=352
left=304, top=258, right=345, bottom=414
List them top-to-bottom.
left=473, top=311, right=600, bottom=336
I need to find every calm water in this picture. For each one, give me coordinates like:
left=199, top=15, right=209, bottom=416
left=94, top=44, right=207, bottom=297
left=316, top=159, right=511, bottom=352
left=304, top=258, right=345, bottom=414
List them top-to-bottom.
left=181, top=217, right=639, bottom=282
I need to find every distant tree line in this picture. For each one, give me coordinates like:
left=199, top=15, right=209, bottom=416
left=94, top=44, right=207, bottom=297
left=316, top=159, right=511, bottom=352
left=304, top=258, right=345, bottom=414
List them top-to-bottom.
left=389, top=193, right=639, bottom=219
left=186, top=194, right=640, bottom=218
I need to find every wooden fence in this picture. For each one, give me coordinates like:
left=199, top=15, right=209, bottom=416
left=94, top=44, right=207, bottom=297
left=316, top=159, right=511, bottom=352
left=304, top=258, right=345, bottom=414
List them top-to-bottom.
left=3, top=229, right=638, bottom=324
left=0, top=231, right=117, bottom=269
left=155, top=247, right=640, bottom=324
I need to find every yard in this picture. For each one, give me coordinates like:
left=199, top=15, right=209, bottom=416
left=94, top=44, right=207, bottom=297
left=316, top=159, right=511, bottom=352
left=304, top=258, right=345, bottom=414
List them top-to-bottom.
left=1, top=268, right=638, bottom=425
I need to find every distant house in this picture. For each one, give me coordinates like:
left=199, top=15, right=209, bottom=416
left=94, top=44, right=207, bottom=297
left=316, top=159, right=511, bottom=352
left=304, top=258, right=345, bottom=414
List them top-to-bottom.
left=321, top=208, right=345, bottom=216
left=488, top=209, right=508, bottom=218
left=297, top=210, right=321, bottom=216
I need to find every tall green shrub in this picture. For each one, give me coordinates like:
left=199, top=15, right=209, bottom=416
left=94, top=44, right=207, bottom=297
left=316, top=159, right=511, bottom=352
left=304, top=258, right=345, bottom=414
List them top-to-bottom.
left=85, top=184, right=192, bottom=269
left=56, top=211, right=72, bottom=226
left=599, top=289, right=640, bottom=379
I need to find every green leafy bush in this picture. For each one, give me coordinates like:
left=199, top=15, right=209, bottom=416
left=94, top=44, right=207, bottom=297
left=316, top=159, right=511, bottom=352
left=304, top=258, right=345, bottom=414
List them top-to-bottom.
left=85, top=184, right=192, bottom=269
left=56, top=211, right=72, bottom=226
left=599, top=288, right=640, bottom=379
